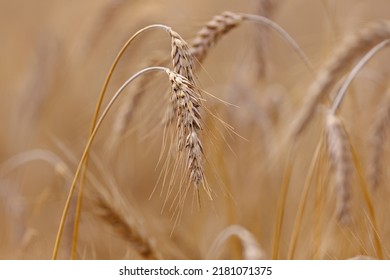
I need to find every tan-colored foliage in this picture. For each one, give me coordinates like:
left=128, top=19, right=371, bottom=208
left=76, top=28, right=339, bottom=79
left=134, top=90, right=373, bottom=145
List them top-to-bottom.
left=1, top=0, right=390, bottom=260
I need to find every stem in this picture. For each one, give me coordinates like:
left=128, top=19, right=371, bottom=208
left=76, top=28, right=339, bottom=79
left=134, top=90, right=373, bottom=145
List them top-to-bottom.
left=240, top=13, right=314, bottom=73
left=70, top=24, right=171, bottom=259
left=331, top=39, right=390, bottom=114
left=52, top=67, right=169, bottom=260
left=287, top=135, right=324, bottom=259
left=311, top=135, right=328, bottom=259
left=272, top=146, right=293, bottom=259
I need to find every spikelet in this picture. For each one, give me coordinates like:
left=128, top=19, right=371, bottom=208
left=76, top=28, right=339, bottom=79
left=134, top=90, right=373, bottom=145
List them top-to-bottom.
left=190, top=11, right=243, bottom=63
left=162, top=29, right=199, bottom=128
left=169, top=29, right=197, bottom=83
left=166, top=70, right=205, bottom=188
left=325, top=112, right=352, bottom=224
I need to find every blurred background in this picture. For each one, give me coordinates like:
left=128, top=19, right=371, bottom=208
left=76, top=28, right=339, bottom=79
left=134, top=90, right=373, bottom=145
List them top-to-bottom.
left=1, top=0, right=390, bottom=259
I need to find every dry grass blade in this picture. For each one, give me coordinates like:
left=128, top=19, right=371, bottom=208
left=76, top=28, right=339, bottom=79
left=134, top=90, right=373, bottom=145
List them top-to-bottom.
left=291, top=20, right=390, bottom=139
left=325, top=112, right=352, bottom=225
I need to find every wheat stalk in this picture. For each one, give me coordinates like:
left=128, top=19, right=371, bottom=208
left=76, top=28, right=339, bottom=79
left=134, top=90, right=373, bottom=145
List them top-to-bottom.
left=190, top=11, right=312, bottom=71
left=69, top=24, right=201, bottom=259
left=69, top=24, right=173, bottom=260
left=111, top=28, right=198, bottom=146
left=327, top=38, right=390, bottom=191
left=331, top=39, right=390, bottom=114
left=110, top=55, right=166, bottom=147
left=53, top=65, right=208, bottom=258
left=53, top=66, right=167, bottom=259
left=208, top=225, right=265, bottom=260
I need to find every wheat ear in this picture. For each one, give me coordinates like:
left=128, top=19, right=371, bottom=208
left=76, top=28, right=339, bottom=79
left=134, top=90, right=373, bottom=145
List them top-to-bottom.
left=190, top=11, right=312, bottom=71
left=190, top=11, right=243, bottom=63
left=291, top=21, right=390, bottom=139
left=69, top=24, right=186, bottom=259
left=111, top=28, right=198, bottom=144
left=162, top=29, right=200, bottom=127
left=169, top=30, right=197, bottom=82
left=330, top=34, right=390, bottom=245
left=329, top=38, right=390, bottom=195
left=328, top=39, right=390, bottom=191
left=331, top=39, right=390, bottom=114
left=53, top=66, right=206, bottom=259
left=167, top=71, right=206, bottom=189
left=325, top=112, right=352, bottom=224
left=95, top=195, right=159, bottom=259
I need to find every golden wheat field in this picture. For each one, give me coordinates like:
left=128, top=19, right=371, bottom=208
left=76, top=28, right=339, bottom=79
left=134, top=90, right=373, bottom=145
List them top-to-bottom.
left=1, top=0, right=390, bottom=260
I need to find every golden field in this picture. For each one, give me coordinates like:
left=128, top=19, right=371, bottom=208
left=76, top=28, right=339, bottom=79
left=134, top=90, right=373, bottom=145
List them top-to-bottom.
left=1, top=0, right=390, bottom=260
